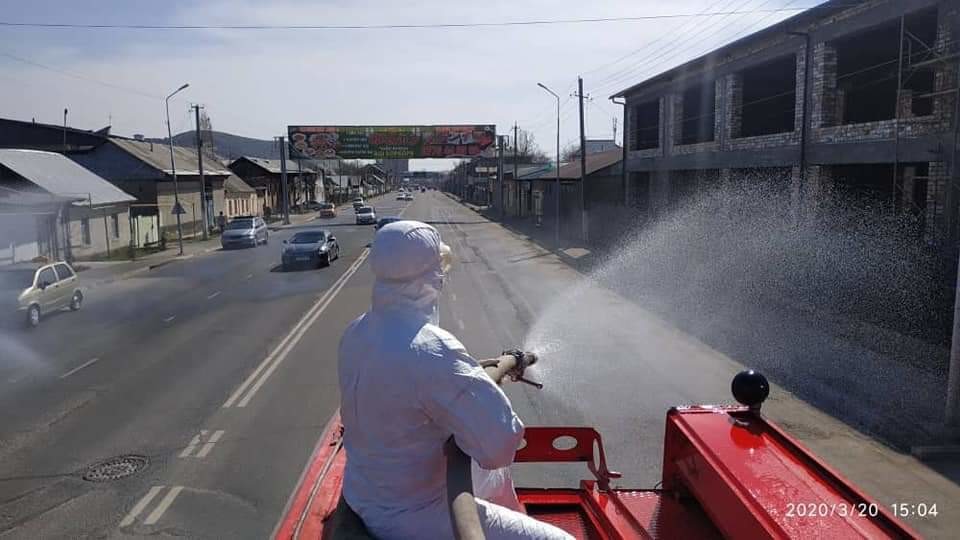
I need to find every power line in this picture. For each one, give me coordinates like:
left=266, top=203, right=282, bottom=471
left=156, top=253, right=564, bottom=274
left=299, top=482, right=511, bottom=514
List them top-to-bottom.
left=0, top=7, right=839, bottom=31
left=0, top=50, right=162, bottom=100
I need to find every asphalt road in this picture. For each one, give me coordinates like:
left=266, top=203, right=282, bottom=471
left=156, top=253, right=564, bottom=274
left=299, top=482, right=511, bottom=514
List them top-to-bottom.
left=1, top=190, right=958, bottom=539
left=0, top=194, right=403, bottom=539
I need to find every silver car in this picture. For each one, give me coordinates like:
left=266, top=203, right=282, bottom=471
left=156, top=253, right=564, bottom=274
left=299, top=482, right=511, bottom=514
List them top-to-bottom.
left=355, top=206, right=377, bottom=225
left=221, top=216, right=269, bottom=249
left=1, top=261, right=83, bottom=328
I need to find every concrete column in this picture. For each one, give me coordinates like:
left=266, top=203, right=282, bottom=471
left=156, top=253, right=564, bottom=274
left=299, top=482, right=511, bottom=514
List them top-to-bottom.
left=725, top=74, right=744, bottom=142
left=926, top=161, right=949, bottom=242
left=652, top=169, right=671, bottom=213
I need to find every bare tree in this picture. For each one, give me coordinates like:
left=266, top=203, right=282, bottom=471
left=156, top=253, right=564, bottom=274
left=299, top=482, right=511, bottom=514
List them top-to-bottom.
left=507, top=129, right=549, bottom=164
left=561, top=142, right=580, bottom=162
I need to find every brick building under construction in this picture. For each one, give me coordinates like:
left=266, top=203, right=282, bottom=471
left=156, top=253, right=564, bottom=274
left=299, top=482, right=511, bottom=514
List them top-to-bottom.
left=614, top=0, right=960, bottom=246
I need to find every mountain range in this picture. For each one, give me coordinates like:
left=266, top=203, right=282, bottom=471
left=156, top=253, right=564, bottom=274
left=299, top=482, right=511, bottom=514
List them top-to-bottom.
left=146, top=131, right=280, bottom=161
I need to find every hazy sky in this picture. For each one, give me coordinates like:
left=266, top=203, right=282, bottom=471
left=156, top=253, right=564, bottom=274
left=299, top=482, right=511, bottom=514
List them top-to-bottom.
left=0, top=0, right=812, bottom=171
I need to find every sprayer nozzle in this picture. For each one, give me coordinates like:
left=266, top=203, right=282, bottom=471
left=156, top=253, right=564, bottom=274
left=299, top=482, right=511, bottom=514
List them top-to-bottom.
left=523, top=352, right=538, bottom=367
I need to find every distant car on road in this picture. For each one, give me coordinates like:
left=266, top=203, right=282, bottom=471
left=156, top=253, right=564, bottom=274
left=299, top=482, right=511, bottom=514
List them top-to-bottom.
left=396, top=193, right=406, bottom=200
left=352, top=198, right=365, bottom=212
left=304, top=200, right=324, bottom=211
left=318, top=202, right=337, bottom=218
left=356, top=206, right=377, bottom=225
left=221, top=216, right=268, bottom=249
left=375, top=216, right=403, bottom=230
left=281, top=229, right=340, bottom=270
left=1, top=261, right=82, bottom=328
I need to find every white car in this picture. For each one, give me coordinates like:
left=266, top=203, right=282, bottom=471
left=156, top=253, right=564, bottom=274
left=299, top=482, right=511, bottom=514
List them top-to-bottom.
left=356, top=206, right=377, bottom=225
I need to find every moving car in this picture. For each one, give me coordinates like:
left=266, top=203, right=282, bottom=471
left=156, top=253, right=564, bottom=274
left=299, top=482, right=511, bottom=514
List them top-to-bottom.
left=352, top=198, right=365, bottom=212
left=304, top=200, right=324, bottom=211
left=319, top=202, right=337, bottom=218
left=355, top=206, right=377, bottom=225
left=221, top=216, right=268, bottom=248
left=375, top=216, right=403, bottom=230
left=281, top=229, right=340, bottom=270
left=1, top=261, right=83, bottom=328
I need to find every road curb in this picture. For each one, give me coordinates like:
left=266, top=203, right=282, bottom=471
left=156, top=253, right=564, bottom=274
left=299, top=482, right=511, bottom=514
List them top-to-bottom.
left=911, top=444, right=960, bottom=460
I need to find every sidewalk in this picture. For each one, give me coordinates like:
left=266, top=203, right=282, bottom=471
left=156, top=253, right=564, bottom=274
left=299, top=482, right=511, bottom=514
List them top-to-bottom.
left=446, top=192, right=598, bottom=271
left=76, top=211, right=322, bottom=290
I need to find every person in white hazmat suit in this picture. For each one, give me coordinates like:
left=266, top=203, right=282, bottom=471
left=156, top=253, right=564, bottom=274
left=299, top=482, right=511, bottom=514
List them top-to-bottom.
left=338, top=220, right=572, bottom=540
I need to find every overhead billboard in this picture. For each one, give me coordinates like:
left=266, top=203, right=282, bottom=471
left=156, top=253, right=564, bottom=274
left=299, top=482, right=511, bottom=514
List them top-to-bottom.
left=287, top=125, right=496, bottom=160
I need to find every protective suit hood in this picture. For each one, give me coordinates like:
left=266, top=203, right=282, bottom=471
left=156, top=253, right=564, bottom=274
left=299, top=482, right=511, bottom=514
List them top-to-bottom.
left=369, top=220, right=449, bottom=324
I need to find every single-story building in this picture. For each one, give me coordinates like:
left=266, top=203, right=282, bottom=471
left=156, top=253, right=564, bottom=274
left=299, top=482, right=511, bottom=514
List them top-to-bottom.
left=71, top=137, right=233, bottom=246
left=0, top=149, right=135, bottom=262
left=228, top=156, right=320, bottom=217
left=223, top=175, right=261, bottom=219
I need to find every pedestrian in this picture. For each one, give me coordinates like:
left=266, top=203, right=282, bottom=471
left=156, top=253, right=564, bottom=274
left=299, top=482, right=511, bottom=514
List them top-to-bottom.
left=216, top=211, right=226, bottom=232
left=337, top=220, right=572, bottom=540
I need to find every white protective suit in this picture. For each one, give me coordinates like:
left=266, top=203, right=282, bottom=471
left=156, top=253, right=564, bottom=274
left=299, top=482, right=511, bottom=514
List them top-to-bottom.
left=338, top=220, right=572, bottom=540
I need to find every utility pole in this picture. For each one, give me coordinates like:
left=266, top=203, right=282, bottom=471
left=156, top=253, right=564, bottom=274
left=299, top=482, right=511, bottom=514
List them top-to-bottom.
left=577, top=76, right=589, bottom=242
left=538, top=82, right=561, bottom=247
left=192, top=104, right=209, bottom=240
left=514, top=122, right=519, bottom=217
left=498, top=135, right=506, bottom=219
left=277, top=136, right=291, bottom=225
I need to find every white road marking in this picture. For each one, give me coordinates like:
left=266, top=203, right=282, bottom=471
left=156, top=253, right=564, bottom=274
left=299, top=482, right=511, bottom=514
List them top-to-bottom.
left=223, top=251, right=369, bottom=408
left=235, top=252, right=369, bottom=407
left=245, top=273, right=253, bottom=280
left=206, top=291, right=221, bottom=300
left=163, top=315, right=176, bottom=323
left=457, top=319, right=465, bottom=331
left=59, top=358, right=99, bottom=379
left=196, top=429, right=225, bottom=458
left=178, top=430, right=207, bottom=458
left=120, top=485, right=164, bottom=527
left=143, top=485, right=183, bottom=525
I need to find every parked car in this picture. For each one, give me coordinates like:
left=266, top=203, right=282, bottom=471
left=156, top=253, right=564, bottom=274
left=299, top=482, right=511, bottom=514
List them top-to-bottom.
left=396, top=193, right=407, bottom=200
left=352, top=198, right=365, bottom=212
left=319, top=202, right=337, bottom=218
left=356, top=206, right=377, bottom=225
left=221, top=216, right=268, bottom=248
left=375, top=216, right=403, bottom=230
left=281, top=229, right=340, bottom=270
left=1, top=261, right=83, bottom=328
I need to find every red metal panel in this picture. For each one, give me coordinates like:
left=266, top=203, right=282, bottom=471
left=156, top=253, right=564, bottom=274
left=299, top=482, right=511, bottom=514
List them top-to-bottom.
left=661, top=406, right=920, bottom=540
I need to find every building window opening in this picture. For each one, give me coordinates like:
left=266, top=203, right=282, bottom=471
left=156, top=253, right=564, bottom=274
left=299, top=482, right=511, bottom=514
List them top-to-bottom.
left=833, top=7, right=938, bottom=124
left=739, top=55, right=797, bottom=137
left=679, top=81, right=716, bottom=145
left=631, top=100, right=660, bottom=150
left=81, top=218, right=91, bottom=245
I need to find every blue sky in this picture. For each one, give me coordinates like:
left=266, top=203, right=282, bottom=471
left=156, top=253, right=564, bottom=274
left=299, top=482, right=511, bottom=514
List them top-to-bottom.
left=0, top=0, right=810, bottom=171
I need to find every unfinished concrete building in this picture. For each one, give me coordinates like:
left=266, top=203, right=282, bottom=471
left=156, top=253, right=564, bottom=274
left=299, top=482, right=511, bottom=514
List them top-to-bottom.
left=614, top=0, right=960, bottom=245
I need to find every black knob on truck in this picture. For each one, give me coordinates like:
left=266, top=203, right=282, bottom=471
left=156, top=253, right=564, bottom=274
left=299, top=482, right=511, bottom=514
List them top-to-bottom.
left=732, top=370, right=769, bottom=411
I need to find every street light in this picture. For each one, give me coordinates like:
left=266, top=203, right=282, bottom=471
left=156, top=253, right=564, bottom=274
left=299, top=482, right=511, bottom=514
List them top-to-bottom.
left=165, top=82, right=189, bottom=256
left=538, top=82, right=561, bottom=247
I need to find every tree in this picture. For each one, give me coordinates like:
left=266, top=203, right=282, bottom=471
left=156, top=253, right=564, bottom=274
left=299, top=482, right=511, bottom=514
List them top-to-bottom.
left=506, top=128, right=549, bottom=164
left=561, top=142, right=580, bottom=163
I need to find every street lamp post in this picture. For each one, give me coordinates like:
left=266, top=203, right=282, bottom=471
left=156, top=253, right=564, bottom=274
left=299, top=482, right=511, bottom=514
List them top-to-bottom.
left=538, top=82, right=561, bottom=247
left=165, top=83, right=189, bottom=256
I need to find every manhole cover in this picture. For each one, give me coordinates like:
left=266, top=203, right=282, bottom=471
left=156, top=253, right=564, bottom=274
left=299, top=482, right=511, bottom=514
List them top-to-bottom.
left=82, top=455, right=149, bottom=482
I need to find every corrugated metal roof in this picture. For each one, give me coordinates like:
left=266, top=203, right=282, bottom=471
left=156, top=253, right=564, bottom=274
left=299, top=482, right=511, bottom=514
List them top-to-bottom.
left=111, top=137, right=233, bottom=176
left=0, top=148, right=135, bottom=205
left=554, top=148, right=622, bottom=180
left=234, top=156, right=318, bottom=175
left=224, top=174, right=256, bottom=193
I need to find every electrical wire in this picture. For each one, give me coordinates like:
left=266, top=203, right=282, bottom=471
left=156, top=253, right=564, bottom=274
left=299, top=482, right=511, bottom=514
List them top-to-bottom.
left=595, top=0, right=803, bottom=95
left=0, top=7, right=842, bottom=31
left=0, top=51, right=162, bottom=99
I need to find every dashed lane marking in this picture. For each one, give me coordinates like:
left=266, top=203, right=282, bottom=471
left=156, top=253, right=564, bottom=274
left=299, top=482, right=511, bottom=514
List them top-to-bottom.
left=207, top=291, right=221, bottom=300
left=163, top=315, right=176, bottom=323
left=59, top=358, right=99, bottom=379
left=196, top=430, right=225, bottom=458
left=143, top=485, right=183, bottom=525
left=119, top=486, right=164, bottom=527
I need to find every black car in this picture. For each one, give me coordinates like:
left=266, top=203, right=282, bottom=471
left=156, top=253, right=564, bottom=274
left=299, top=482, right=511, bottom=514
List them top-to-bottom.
left=375, top=216, right=403, bottom=230
left=281, top=230, right=340, bottom=270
